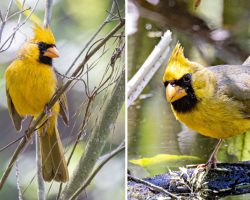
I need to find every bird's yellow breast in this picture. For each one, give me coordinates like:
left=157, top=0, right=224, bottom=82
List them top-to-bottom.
left=5, top=59, right=57, bottom=117
left=173, top=96, right=250, bottom=139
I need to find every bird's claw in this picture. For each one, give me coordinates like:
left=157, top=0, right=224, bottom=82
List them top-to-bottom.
left=196, top=156, right=217, bottom=172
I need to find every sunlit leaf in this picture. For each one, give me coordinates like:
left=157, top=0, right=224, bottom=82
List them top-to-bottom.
left=16, top=0, right=42, bottom=25
left=129, top=154, right=201, bottom=176
left=130, top=154, right=200, bottom=167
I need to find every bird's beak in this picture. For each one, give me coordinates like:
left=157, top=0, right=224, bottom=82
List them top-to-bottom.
left=44, top=46, right=60, bottom=58
left=166, top=84, right=187, bottom=102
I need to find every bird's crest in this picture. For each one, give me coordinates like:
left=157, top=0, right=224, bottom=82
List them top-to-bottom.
left=32, top=24, right=55, bottom=44
left=163, top=43, right=195, bottom=82
left=168, top=43, right=190, bottom=66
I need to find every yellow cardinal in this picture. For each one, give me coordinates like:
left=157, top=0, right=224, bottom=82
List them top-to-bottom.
left=5, top=25, right=69, bottom=182
left=163, top=43, right=250, bottom=166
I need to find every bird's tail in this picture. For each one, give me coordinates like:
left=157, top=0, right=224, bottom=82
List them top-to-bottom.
left=38, top=115, right=69, bottom=182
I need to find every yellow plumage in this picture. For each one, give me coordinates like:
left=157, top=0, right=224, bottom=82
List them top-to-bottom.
left=32, top=24, right=55, bottom=44
left=5, top=25, right=68, bottom=182
left=164, top=43, right=250, bottom=139
left=164, top=43, right=250, bottom=165
left=5, top=59, right=58, bottom=117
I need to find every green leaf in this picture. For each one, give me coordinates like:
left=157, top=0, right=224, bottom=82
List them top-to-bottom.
left=16, top=0, right=42, bottom=25
left=129, top=154, right=201, bottom=176
left=130, top=154, right=200, bottom=166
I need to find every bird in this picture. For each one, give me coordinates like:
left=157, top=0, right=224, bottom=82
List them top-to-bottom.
left=5, top=24, right=69, bottom=182
left=163, top=43, right=250, bottom=167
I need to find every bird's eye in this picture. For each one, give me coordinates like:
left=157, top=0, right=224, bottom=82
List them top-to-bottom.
left=37, top=42, right=54, bottom=51
left=38, top=42, right=46, bottom=49
left=183, top=73, right=191, bottom=82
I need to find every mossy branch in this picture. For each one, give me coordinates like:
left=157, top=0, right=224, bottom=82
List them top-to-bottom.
left=128, top=162, right=250, bottom=199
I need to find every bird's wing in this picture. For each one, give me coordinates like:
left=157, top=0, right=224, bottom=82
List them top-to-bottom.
left=210, top=64, right=250, bottom=117
left=54, top=69, right=69, bottom=125
left=6, top=89, right=23, bottom=131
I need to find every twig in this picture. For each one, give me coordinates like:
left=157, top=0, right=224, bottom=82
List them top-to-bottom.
left=0, top=0, right=39, bottom=52
left=0, top=0, right=14, bottom=43
left=5, top=0, right=14, bottom=21
left=44, top=0, right=53, bottom=28
left=65, top=0, right=122, bottom=75
left=6, top=7, right=30, bottom=21
left=0, top=11, right=3, bottom=22
left=0, top=19, right=124, bottom=191
left=127, top=30, right=172, bottom=107
left=60, top=70, right=125, bottom=200
left=36, top=133, right=45, bottom=200
left=0, top=135, right=24, bottom=153
left=69, top=142, right=125, bottom=200
left=15, top=160, right=23, bottom=200
left=128, top=174, right=180, bottom=199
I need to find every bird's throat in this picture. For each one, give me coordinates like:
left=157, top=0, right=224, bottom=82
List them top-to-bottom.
left=39, top=55, right=52, bottom=65
left=171, top=94, right=198, bottom=113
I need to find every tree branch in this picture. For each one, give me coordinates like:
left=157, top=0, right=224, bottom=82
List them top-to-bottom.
left=44, top=0, right=53, bottom=28
left=127, top=30, right=172, bottom=107
left=36, top=133, right=45, bottom=200
left=69, top=141, right=125, bottom=200
left=128, top=162, right=250, bottom=199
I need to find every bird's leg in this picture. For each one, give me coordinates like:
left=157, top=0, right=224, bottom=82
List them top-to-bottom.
left=23, top=116, right=35, bottom=142
left=195, top=139, right=223, bottom=171
left=205, top=139, right=224, bottom=169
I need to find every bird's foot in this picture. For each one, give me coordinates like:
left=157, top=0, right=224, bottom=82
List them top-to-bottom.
left=196, top=156, right=217, bottom=173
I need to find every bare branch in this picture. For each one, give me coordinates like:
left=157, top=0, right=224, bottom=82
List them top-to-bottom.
left=0, top=0, right=39, bottom=53
left=5, top=0, right=14, bottom=21
left=44, top=0, right=53, bottom=28
left=65, top=0, right=123, bottom=75
left=127, top=31, right=172, bottom=107
left=36, top=133, right=45, bottom=200
left=15, top=160, right=23, bottom=200
left=128, top=174, right=181, bottom=199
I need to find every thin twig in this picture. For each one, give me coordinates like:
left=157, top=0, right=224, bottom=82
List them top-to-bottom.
left=0, top=0, right=39, bottom=52
left=5, top=0, right=14, bottom=21
left=44, top=0, right=53, bottom=28
left=65, top=0, right=122, bottom=75
left=7, top=7, right=30, bottom=21
left=36, top=133, right=45, bottom=200
left=0, top=135, right=24, bottom=153
left=15, top=160, right=23, bottom=200
left=128, top=174, right=181, bottom=199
